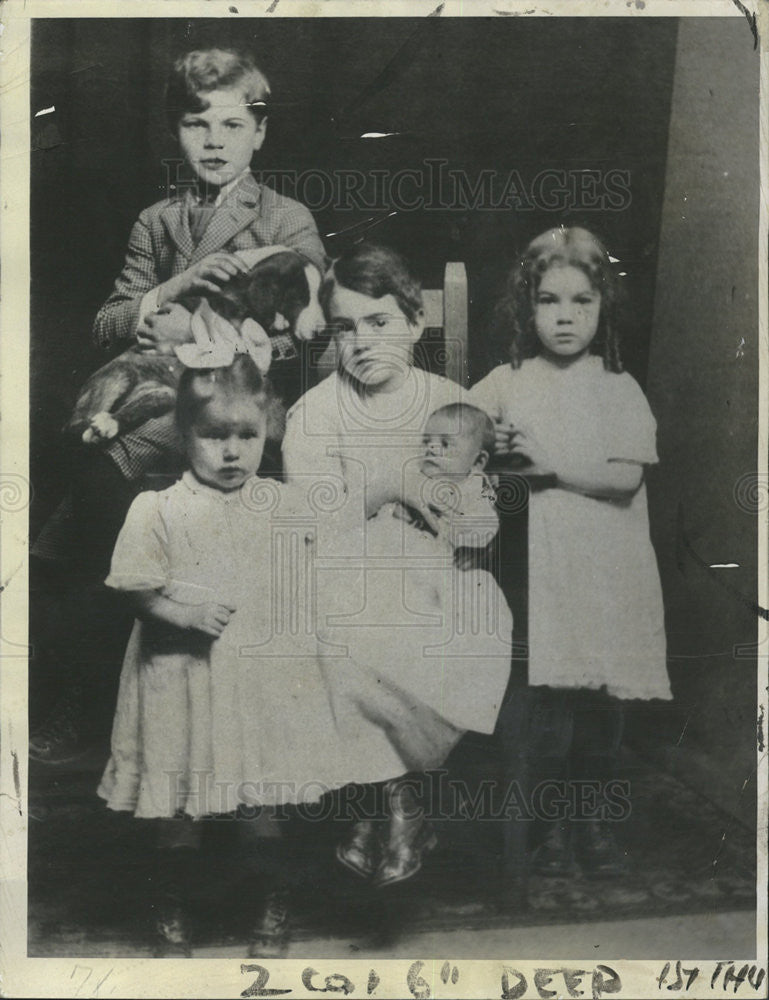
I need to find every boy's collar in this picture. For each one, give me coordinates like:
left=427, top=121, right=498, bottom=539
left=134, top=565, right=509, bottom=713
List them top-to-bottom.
left=190, top=169, right=259, bottom=208
left=161, top=172, right=263, bottom=260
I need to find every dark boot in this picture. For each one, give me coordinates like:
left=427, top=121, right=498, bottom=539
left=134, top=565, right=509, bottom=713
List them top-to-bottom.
left=506, top=688, right=575, bottom=881
left=569, top=693, right=626, bottom=878
left=528, top=751, right=572, bottom=878
left=372, top=777, right=437, bottom=889
left=238, top=815, right=294, bottom=958
left=336, top=819, right=381, bottom=879
left=574, top=820, right=628, bottom=879
left=531, top=822, right=573, bottom=876
left=149, top=843, right=196, bottom=957
left=248, top=883, right=291, bottom=958
left=152, top=892, right=193, bottom=958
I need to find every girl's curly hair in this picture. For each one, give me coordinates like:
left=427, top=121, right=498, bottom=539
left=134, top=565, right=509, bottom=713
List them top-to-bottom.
left=491, top=226, right=623, bottom=372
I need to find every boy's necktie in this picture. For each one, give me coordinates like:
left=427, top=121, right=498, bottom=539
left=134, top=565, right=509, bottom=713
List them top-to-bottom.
left=188, top=189, right=219, bottom=245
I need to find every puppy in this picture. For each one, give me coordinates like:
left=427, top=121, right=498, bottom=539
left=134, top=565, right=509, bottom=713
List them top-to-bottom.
left=66, top=249, right=323, bottom=445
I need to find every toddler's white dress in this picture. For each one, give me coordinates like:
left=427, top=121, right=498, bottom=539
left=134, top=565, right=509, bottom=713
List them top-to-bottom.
left=470, top=354, right=671, bottom=701
left=98, top=471, right=349, bottom=819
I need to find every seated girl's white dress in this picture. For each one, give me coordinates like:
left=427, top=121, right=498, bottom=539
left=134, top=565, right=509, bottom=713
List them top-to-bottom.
left=284, top=368, right=514, bottom=784
left=98, top=471, right=349, bottom=819
left=315, top=472, right=513, bottom=778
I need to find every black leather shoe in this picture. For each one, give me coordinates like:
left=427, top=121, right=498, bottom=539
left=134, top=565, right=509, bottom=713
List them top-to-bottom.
left=371, top=778, right=437, bottom=889
left=336, top=820, right=380, bottom=879
left=575, top=821, right=628, bottom=879
left=372, top=822, right=437, bottom=888
left=531, top=824, right=573, bottom=877
left=248, top=888, right=291, bottom=958
left=151, top=895, right=192, bottom=957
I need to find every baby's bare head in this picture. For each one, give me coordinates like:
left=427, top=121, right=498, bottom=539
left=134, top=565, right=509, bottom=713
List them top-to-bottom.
left=421, top=403, right=494, bottom=481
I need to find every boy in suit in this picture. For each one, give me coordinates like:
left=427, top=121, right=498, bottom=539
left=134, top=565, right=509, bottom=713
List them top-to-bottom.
left=93, top=46, right=327, bottom=494
left=30, top=48, right=326, bottom=763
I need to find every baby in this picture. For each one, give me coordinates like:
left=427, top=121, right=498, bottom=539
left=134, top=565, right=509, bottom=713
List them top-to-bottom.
left=374, top=402, right=499, bottom=559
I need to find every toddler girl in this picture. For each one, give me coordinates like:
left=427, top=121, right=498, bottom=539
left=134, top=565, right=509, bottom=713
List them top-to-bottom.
left=470, top=226, right=671, bottom=880
left=98, top=340, right=345, bottom=954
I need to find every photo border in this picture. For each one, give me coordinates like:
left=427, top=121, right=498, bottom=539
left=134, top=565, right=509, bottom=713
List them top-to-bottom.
left=1, top=2, right=766, bottom=996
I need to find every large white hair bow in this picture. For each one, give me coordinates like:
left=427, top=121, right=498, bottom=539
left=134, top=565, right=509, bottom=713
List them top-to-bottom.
left=174, top=298, right=273, bottom=374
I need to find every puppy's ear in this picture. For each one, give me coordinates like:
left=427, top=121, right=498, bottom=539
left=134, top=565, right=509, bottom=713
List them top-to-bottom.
left=243, top=250, right=308, bottom=328
left=294, top=264, right=324, bottom=342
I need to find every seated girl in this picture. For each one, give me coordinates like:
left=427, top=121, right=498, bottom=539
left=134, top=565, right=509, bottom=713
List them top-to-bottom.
left=282, top=243, right=512, bottom=888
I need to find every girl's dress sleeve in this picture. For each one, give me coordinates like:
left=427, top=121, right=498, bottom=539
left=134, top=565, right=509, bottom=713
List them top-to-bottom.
left=602, top=373, right=659, bottom=466
left=105, top=491, right=169, bottom=592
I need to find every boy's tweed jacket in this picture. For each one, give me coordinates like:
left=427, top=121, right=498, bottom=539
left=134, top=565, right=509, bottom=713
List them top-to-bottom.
left=93, top=174, right=327, bottom=350
left=91, top=175, right=327, bottom=480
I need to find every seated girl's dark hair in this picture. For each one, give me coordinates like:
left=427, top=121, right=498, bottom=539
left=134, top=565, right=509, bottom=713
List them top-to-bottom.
left=166, top=48, right=270, bottom=128
left=492, top=226, right=622, bottom=372
left=319, top=243, right=423, bottom=325
left=175, top=354, right=284, bottom=441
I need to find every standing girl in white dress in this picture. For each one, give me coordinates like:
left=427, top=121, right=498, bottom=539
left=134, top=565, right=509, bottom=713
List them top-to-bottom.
left=470, top=226, right=671, bottom=880
left=98, top=346, right=346, bottom=955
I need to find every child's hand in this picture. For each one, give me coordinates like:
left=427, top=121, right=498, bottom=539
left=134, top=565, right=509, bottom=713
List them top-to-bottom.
left=158, top=253, right=249, bottom=306
left=136, top=303, right=193, bottom=354
left=493, top=421, right=516, bottom=456
left=509, top=426, right=555, bottom=478
left=401, top=470, right=441, bottom=535
left=391, top=502, right=419, bottom=526
left=454, top=546, right=484, bottom=571
left=183, top=601, right=237, bottom=638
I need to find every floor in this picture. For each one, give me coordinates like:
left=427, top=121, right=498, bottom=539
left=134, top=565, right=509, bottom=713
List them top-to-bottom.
left=28, top=736, right=757, bottom=960
left=293, top=911, right=757, bottom=961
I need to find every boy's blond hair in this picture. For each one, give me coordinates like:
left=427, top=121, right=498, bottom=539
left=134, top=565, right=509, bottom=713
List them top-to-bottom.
left=166, top=48, right=271, bottom=128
